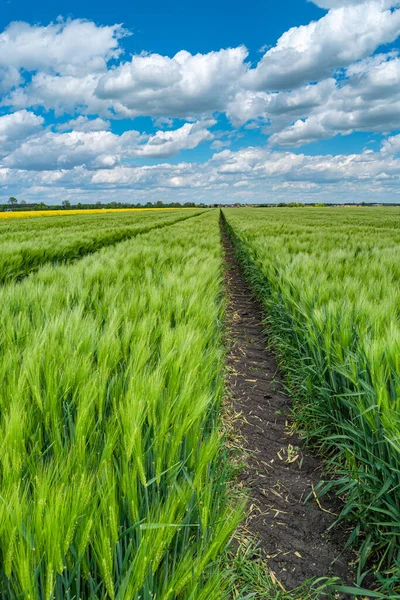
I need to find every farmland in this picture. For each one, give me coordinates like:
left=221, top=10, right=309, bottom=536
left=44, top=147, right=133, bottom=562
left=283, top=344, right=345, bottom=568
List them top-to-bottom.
left=0, top=206, right=399, bottom=598
left=223, top=207, right=400, bottom=595
left=0, top=208, right=184, bottom=220
left=0, top=209, right=241, bottom=599
left=0, top=209, right=201, bottom=284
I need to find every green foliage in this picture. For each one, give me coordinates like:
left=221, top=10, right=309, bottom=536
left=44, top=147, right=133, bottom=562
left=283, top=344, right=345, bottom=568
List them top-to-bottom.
left=223, top=207, right=400, bottom=595
left=0, top=209, right=202, bottom=284
left=0, top=211, right=241, bottom=599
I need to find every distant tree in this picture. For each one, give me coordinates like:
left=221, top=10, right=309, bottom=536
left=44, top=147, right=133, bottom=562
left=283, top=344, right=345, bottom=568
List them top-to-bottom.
left=8, top=196, right=18, bottom=206
left=20, top=200, right=27, bottom=205
left=62, top=200, right=71, bottom=209
left=34, top=202, right=47, bottom=211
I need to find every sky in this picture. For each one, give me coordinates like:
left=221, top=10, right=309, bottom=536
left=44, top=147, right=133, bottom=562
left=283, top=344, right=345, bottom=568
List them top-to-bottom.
left=1, top=0, right=400, bottom=204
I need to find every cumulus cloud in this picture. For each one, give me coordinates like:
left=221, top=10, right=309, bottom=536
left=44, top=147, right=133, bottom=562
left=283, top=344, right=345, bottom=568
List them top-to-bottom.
left=243, top=1, right=400, bottom=91
left=2, top=9, right=400, bottom=140
left=1, top=10, right=400, bottom=204
left=0, top=19, right=126, bottom=76
left=0, top=19, right=126, bottom=116
left=2, top=45, right=248, bottom=120
left=95, top=47, right=248, bottom=118
left=269, top=53, right=400, bottom=146
left=0, top=66, right=21, bottom=95
left=3, top=72, right=112, bottom=116
left=226, top=79, right=336, bottom=125
left=0, top=109, right=44, bottom=155
left=0, top=110, right=43, bottom=141
left=57, top=116, right=110, bottom=132
left=269, top=118, right=328, bottom=147
left=0, top=120, right=215, bottom=170
left=134, top=120, right=216, bottom=158
left=2, top=130, right=125, bottom=170
left=381, top=132, right=400, bottom=153
left=3, top=141, right=400, bottom=206
left=211, top=145, right=400, bottom=185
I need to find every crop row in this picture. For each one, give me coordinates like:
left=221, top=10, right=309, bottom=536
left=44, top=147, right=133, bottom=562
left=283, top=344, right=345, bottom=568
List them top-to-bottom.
left=223, top=207, right=400, bottom=595
left=0, top=209, right=203, bottom=285
left=0, top=210, right=241, bottom=599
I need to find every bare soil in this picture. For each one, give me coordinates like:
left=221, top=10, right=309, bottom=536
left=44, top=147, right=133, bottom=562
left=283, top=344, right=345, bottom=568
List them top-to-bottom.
left=222, top=221, right=354, bottom=595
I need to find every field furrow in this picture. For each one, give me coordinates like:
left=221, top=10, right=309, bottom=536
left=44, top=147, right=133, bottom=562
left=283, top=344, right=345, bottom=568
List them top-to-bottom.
left=221, top=219, right=352, bottom=593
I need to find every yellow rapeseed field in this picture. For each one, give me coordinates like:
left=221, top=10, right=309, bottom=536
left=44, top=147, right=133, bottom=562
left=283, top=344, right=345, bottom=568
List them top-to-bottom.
left=0, top=207, right=184, bottom=219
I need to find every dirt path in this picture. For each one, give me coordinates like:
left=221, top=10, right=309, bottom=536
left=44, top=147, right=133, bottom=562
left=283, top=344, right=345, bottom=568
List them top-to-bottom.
left=222, top=220, right=353, bottom=593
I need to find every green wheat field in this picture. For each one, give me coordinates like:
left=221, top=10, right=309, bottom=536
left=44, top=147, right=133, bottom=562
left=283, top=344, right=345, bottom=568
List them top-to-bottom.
left=0, top=207, right=399, bottom=599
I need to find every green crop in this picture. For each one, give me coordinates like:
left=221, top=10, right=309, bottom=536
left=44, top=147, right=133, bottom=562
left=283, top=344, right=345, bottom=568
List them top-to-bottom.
left=2, top=204, right=400, bottom=598
left=223, top=207, right=400, bottom=594
left=0, top=209, right=203, bottom=285
left=0, top=210, right=241, bottom=599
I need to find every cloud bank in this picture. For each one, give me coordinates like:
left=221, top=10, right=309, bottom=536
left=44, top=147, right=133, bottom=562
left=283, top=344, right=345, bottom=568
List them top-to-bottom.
left=1, top=4, right=400, bottom=203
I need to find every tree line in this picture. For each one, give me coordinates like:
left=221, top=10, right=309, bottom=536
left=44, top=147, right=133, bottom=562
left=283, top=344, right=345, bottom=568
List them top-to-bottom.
left=1, top=198, right=206, bottom=211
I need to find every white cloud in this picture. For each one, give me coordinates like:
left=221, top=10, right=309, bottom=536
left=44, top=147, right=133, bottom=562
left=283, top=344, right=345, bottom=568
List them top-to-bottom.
left=309, top=0, right=381, bottom=8
left=243, top=1, right=400, bottom=91
left=2, top=10, right=400, bottom=144
left=2, top=11, right=400, bottom=204
left=0, top=19, right=126, bottom=76
left=3, top=46, right=248, bottom=120
left=95, top=47, right=248, bottom=118
left=269, top=53, right=400, bottom=146
left=0, top=66, right=21, bottom=95
left=3, top=72, right=112, bottom=116
left=226, top=79, right=336, bottom=125
left=0, top=110, right=44, bottom=156
left=0, top=110, right=43, bottom=141
left=57, top=116, right=110, bottom=132
left=153, top=117, right=174, bottom=128
left=269, top=118, right=329, bottom=147
left=0, top=120, right=215, bottom=170
left=134, top=120, right=215, bottom=158
left=2, top=130, right=125, bottom=170
left=381, top=132, right=400, bottom=153
left=211, top=139, right=232, bottom=150
left=3, top=141, right=400, bottom=205
left=221, top=145, right=400, bottom=184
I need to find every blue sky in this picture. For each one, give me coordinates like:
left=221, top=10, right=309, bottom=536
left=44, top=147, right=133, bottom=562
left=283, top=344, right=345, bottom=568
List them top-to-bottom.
left=0, top=0, right=324, bottom=61
left=1, top=0, right=400, bottom=204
